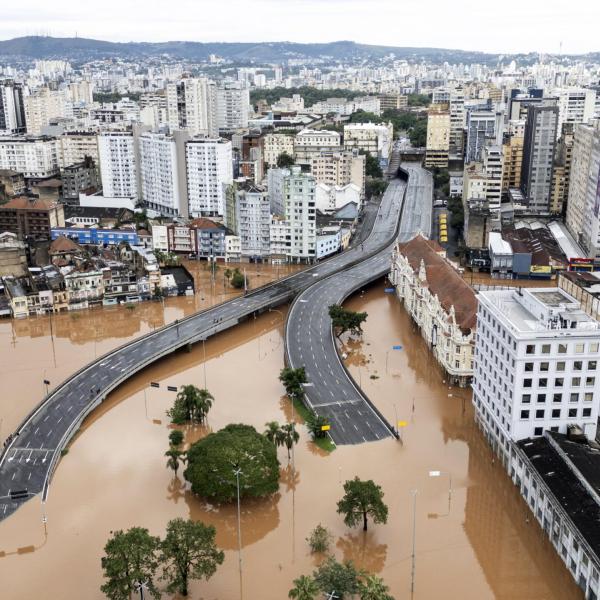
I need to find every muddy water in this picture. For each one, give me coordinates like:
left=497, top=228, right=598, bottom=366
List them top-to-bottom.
left=0, top=277, right=581, bottom=599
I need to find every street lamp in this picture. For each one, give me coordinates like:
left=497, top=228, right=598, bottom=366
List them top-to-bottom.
left=43, top=379, right=50, bottom=396
left=428, top=470, right=452, bottom=517
left=410, top=489, right=418, bottom=596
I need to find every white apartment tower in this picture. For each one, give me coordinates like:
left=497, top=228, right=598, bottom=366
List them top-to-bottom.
left=166, top=78, right=218, bottom=137
left=0, top=80, right=26, bottom=134
left=217, top=84, right=250, bottom=131
left=554, top=88, right=597, bottom=134
left=98, top=131, right=138, bottom=199
left=0, top=136, right=59, bottom=178
left=185, top=138, right=233, bottom=217
left=483, top=145, right=503, bottom=212
left=284, top=166, right=316, bottom=262
left=235, top=184, right=271, bottom=259
left=473, top=288, right=600, bottom=465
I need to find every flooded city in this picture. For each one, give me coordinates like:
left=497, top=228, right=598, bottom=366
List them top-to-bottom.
left=0, top=269, right=582, bottom=599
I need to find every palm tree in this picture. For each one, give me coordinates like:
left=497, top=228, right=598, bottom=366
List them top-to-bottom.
left=169, top=385, right=215, bottom=425
left=194, top=389, right=214, bottom=424
left=264, top=421, right=285, bottom=447
left=281, top=423, right=300, bottom=460
left=165, top=448, right=183, bottom=476
left=358, top=574, right=394, bottom=600
left=288, top=575, right=319, bottom=600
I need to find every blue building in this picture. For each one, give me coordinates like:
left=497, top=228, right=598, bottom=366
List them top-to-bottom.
left=51, top=227, right=139, bottom=246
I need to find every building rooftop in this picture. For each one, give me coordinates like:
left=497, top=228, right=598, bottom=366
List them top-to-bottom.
left=0, top=196, right=60, bottom=211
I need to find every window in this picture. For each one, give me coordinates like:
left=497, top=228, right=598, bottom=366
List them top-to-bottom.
left=558, top=343, right=568, bottom=354
left=576, top=343, right=585, bottom=354
left=591, top=343, right=599, bottom=353
left=526, top=344, right=535, bottom=355
left=542, top=344, right=551, bottom=354
left=574, top=361, right=583, bottom=371
left=588, top=361, right=597, bottom=370
left=525, top=362, right=534, bottom=372
left=540, top=362, right=549, bottom=372
left=557, top=362, right=566, bottom=372
left=572, top=377, right=581, bottom=387
left=587, top=377, right=595, bottom=387
left=539, top=378, right=548, bottom=388
left=554, top=378, right=564, bottom=388
left=524, top=379, right=532, bottom=388
left=585, top=392, right=594, bottom=402
left=553, top=393, right=562, bottom=403
left=570, top=393, right=579, bottom=403
left=522, top=394, right=531, bottom=404
left=537, top=394, right=546, bottom=403
left=569, top=408, right=577, bottom=418
left=583, top=408, right=592, bottom=417
left=536, top=409, right=545, bottom=418
left=552, top=409, right=561, bottom=418
left=521, top=410, right=530, bottom=419
left=534, top=427, right=543, bottom=436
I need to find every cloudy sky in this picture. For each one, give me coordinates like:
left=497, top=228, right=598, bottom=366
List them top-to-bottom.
left=1, top=0, right=599, bottom=55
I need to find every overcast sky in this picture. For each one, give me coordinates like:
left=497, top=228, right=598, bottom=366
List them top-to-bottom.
left=1, top=0, right=599, bottom=55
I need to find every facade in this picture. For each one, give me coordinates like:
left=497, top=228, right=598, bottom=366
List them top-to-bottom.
left=166, top=78, right=218, bottom=137
left=0, top=80, right=26, bottom=134
left=216, top=84, right=250, bottom=131
left=449, top=87, right=465, bottom=159
left=24, top=88, right=66, bottom=135
left=554, top=88, right=597, bottom=134
left=378, top=93, right=408, bottom=111
left=521, top=103, right=559, bottom=213
left=425, top=104, right=450, bottom=168
left=466, top=110, right=498, bottom=163
left=343, top=122, right=393, bottom=165
left=294, top=129, right=341, bottom=165
left=98, top=131, right=138, bottom=199
left=59, top=132, right=100, bottom=168
left=263, top=133, right=295, bottom=168
left=502, top=134, right=524, bottom=191
left=0, top=136, right=60, bottom=178
left=185, top=137, right=233, bottom=217
left=483, top=145, right=503, bottom=212
left=309, top=150, right=365, bottom=196
left=61, top=157, right=100, bottom=203
left=283, top=166, right=316, bottom=262
left=315, top=182, right=361, bottom=213
left=235, top=185, right=271, bottom=260
left=0, top=197, right=64, bottom=240
left=192, top=218, right=227, bottom=260
left=151, top=224, right=169, bottom=252
left=51, top=227, right=138, bottom=246
left=316, top=227, right=342, bottom=259
left=0, top=232, right=27, bottom=277
left=390, top=234, right=477, bottom=386
left=225, top=235, right=242, bottom=262
left=473, top=288, right=600, bottom=468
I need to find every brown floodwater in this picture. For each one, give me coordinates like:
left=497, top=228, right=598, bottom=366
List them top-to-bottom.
left=0, top=272, right=582, bottom=599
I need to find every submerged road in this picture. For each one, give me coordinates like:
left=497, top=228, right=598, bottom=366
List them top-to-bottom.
left=285, top=164, right=432, bottom=445
left=0, top=166, right=414, bottom=521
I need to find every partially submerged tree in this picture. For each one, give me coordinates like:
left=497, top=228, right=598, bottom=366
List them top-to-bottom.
left=328, top=304, right=368, bottom=338
left=279, top=366, right=307, bottom=401
left=167, top=385, right=214, bottom=425
left=305, top=411, right=330, bottom=439
left=264, top=421, right=285, bottom=447
left=281, top=422, right=300, bottom=460
left=165, top=448, right=185, bottom=477
left=337, top=477, right=388, bottom=531
left=160, top=518, right=224, bottom=597
left=306, top=523, right=333, bottom=554
left=312, top=557, right=361, bottom=599
left=358, top=574, right=395, bottom=600
left=288, top=575, right=320, bottom=600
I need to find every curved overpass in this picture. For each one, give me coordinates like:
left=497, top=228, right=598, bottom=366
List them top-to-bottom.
left=284, top=165, right=432, bottom=445
left=0, top=171, right=409, bottom=521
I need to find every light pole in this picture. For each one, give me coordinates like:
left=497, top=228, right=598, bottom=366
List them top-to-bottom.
left=202, top=337, right=207, bottom=389
left=386, top=344, right=403, bottom=373
left=43, top=378, right=50, bottom=397
left=233, top=466, right=243, bottom=573
left=428, top=470, right=452, bottom=515
left=410, top=489, right=418, bottom=597
left=134, top=579, right=148, bottom=600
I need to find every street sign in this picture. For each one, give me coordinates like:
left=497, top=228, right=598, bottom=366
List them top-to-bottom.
left=384, top=288, right=395, bottom=293
left=392, top=345, right=403, bottom=350
left=43, top=379, right=50, bottom=385
left=150, top=382, right=160, bottom=388
left=167, top=385, right=178, bottom=392
left=398, top=421, right=408, bottom=427
left=321, top=425, right=331, bottom=431
left=429, top=470, right=441, bottom=477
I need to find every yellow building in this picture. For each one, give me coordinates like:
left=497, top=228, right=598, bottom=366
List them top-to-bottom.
left=425, top=104, right=450, bottom=168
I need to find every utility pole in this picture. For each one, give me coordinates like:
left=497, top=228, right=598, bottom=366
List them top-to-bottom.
left=410, top=489, right=418, bottom=597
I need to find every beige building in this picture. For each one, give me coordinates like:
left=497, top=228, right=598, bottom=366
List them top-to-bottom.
left=24, top=88, right=66, bottom=135
left=378, top=93, right=408, bottom=111
left=425, top=104, right=450, bottom=168
left=343, top=122, right=393, bottom=164
left=550, top=126, right=574, bottom=215
left=294, top=129, right=341, bottom=165
left=59, top=132, right=100, bottom=168
left=263, top=133, right=295, bottom=167
left=501, top=134, right=524, bottom=191
left=309, top=150, right=365, bottom=197
left=0, top=231, right=27, bottom=276
left=390, top=234, right=477, bottom=386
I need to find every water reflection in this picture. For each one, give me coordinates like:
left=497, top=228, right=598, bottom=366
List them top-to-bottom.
left=337, top=532, right=388, bottom=573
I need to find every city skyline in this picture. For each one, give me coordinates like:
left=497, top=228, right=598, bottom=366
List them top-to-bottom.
left=1, top=0, right=600, bottom=55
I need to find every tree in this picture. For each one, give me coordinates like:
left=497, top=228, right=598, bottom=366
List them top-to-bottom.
left=407, top=93, right=431, bottom=107
left=349, top=110, right=383, bottom=124
left=409, top=119, right=427, bottom=147
left=360, top=150, right=383, bottom=178
left=277, top=152, right=295, bottom=168
left=230, top=268, right=246, bottom=289
left=328, top=304, right=368, bottom=338
left=279, top=367, right=307, bottom=401
left=167, top=385, right=214, bottom=425
left=305, top=411, right=330, bottom=439
left=264, top=421, right=285, bottom=447
left=281, top=422, right=300, bottom=460
left=184, top=424, right=280, bottom=502
left=169, top=430, right=184, bottom=447
left=166, top=448, right=184, bottom=476
left=337, top=477, right=389, bottom=531
left=160, top=518, right=224, bottom=597
left=306, top=523, right=333, bottom=554
left=100, top=527, right=161, bottom=600
left=313, top=557, right=361, bottom=599
left=358, top=574, right=395, bottom=600
left=288, top=575, right=320, bottom=600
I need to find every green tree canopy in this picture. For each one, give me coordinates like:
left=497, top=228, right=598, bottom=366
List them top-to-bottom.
left=407, top=93, right=431, bottom=107
left=349, top=110, right=383, bottom=124
left=360, top=150, right=383, bottom=178
left=277, top=152, right=295, bottom=168
left=230, top=268, right=246, bottom=289
left=328, top=304, right=368, bottom=338
left=279, top=366, right=307, bottom=401
left=167, top=385, right=214, bottom=425
left=264, top=421, right=285, bottom=447
left=184, top=424, right=280, bottom=502
left=169, top=430, right=184, bottom=447
left=165, top=448, right=184, bottom=476
left=337, top=477, right=389, bottom=531
left=160, top=518, right=224, bottom=597
left=306, top=523, right=333, bottom=554
left=100, top=527, right=161, bottom=600
left=312, top=557, right=361, bottom=599
left=288, top=574, right=320, bottom=600
left=358, top=574, right=395, bottom=600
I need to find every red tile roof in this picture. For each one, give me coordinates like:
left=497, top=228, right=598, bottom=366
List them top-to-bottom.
left=0, top=196, right=59, bottom=211
left=397, top=234, right=477, bottom=334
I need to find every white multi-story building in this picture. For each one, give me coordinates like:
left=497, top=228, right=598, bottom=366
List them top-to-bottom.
left=166, top=78, right=218, bottom=137
left=0, top=80, right=26, bottom=134
left=67, top=81, right=94, bottom=105
left=216, top=84, right=250, bottom=131
left=449, top=87, right=465, bottom=159
left=24, top=88, right=66, bottom=135
left=554, top=88, right=597, bottom=134
left=425, top=105, right=450, bottom=168
left=343, top=122, right=393, bottom=165
left=294, top=129, right=341, bottom=164
left=98, top=131, right=138, bottom=199
left=139, top=131, right=188, bottom=217
left=59, top=132, right=100, bottom=168
left=263, top=134, right=295, bottom=168
left=0, top=136, right=60, bottom=178
left=185, top=137, right=233, bottom=217
left=483, top=145, right=503, bottom=212
left=309, top=150, right=365, bottom=197
left=284, top=166, right=316, bottom=262
left=267, top=167, right=290, bottom=217
left=315, top=182, right=361, bottom=213
left=235, top=184, right=271, bottom=260
left=269, top=216, right=291, bottom=261
left=151, top=224, right=169, bottom=252
left=390, top=234, right=477, bottom=386
left=225, top=235, right=242, bottom=262
left=473, top=288, right=600, bottom=463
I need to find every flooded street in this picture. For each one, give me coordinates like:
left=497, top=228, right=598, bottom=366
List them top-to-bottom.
left=0, top=274, right=582, bottom=599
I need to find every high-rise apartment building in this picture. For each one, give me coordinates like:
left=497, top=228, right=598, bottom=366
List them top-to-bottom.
left=166, top=78, right=218, bottom=137
left=0, top=80, right=26, bottom=134
left=217, top=84, right=250, bottom=131
left=449, top=87, right=465, bottom=159
left=24, top=88, right=66, bottom=135
left=554, top=88, right=597, bottom=134
left=521, top=103, right=559, bottom=213
left=425, top=104, right=450, bottom=168
left=466, top=110, right=499, bottom=163
left=98, top=131, right=138, bottom=199
left=59, top=132, right=100, bottom=168
left=501, top=133, right=524, bottom=191
left=0, top=136, right=59, bottom=178
left=185, top=137, right=233, bottom=217
left=483, top=145, right=503, bottom=211
left=308, top=150, right=365, bottom=197
left=283, top=166, right=316, bottom=262
left=235, top=184, right=271, bottom=259
left=473, top=288, right=600, bottom=465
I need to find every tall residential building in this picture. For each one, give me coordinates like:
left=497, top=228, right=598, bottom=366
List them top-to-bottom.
left=166, top=78, right=218, bottom=137
left=0, top=80, right=26, bottom=134
left=66, top=81, right=94, bottom=104
left=216, top=84, right=250, bottom=131
left=449, top=87, right=465, bottom=159
left=24, top=88, right=66, bottom=135
left=554, top=88, right=597, bottom=134
left=378, top=93, right=408, bottom=111
left=521, top=103, right=559, bottom=213
left=425, top=104, right=450, bottom=168
left=465, top=110, right=498, bottom=163
left=565, top=120, right=600, bottom=257
left=343, top=122, right=393, bottom=165
left=550, top=125, right=574, bottom=216
left=294, top=129, right=341, bottom=164
left=98, top=131, right=138, bottom=199
left=139, top=131, right=188, bottom=217
left=59, top=132, right=100, bottom=168
left=263, top=133, right=295, bottom=167
left=501, top=133, right=524, bottom=191
left=0, top=136, right=60, bottom=178
left=185, top=137, right=233, bottom=217
left=483, top=145, right=503, bottom=211
left=308, top=150, right=365, bottom=197
left=284, top=166, right=316, bottom=262
left=267, top=167, right=290, bottom=217
left=235, top=184, right=271, bottom=259
left=473, top=288, right=600, bottom=465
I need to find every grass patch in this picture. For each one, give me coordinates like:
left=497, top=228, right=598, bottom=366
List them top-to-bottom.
left=291, top=397, right=336, bottom=453
left=60, top=448, right=69, bottom=457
